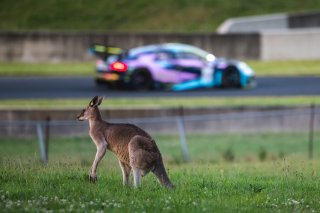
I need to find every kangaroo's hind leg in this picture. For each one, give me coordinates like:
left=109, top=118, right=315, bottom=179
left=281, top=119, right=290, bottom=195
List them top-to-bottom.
left=128, top=135, right=159, bottom=188
left=119, top=161, right=131, bottom=186
left=132, top=167, right=141, bottom=188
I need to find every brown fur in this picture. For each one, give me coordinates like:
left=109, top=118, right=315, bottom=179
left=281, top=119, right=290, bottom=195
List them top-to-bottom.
left=77, top=96, right=174, bottom=188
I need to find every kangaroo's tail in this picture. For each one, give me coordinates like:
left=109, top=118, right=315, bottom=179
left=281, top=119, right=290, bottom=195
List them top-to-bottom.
left=153, top=159, right=175, bottom=189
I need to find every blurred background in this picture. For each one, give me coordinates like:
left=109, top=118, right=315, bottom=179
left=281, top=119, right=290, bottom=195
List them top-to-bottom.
left=0, top=0, right=320, bottom=164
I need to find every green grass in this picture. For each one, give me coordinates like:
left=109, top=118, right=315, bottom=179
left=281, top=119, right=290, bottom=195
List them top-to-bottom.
left=1, top=0, right=320, bottom=32
left=1, top=60, right=320, bottom=77
left=249, top=60, right=320, bottom=76
left=0, top=62, right=93, bottom=77
left=0, top=96, right=320, bottom=109
left=0, top=133, right=320, bottom=212
left=1, top=161, right=319, bottom=212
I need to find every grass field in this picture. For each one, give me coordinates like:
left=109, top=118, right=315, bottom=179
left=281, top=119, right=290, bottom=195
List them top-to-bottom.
left=1, top=0, right=320, bottom=32
left=1, top=60, right=320, bottom=77
left=0, top=62, right=93, bottom=77
left=1, top=96, right=320, bottom=109
left=1, top=133, right=319, bottom=212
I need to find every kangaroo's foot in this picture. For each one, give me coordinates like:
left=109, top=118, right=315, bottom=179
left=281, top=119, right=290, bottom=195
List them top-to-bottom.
left=89, top=174, right=97, bottom=183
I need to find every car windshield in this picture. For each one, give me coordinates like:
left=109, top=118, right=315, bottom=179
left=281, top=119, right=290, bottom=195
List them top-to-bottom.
left=163, top=43, right=212, bottom=60
left=128, top=45, right=158, bottom=58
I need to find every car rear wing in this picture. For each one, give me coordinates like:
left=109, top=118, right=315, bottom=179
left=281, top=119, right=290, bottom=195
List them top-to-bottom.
left=88, top=44, right=127, bottom=60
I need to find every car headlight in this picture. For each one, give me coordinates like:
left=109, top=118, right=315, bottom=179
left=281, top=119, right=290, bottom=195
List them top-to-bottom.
left=206, top=54, right=215, bottom=62
left=238, top=62, right=254, bottom=76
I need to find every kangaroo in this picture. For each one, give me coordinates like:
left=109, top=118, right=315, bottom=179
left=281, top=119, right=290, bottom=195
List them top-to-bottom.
left=77, top=96, right=174, bottom=188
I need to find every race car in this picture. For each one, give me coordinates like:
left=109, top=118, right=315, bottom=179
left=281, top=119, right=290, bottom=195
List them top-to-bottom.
left=89, top=43, right=256, bottom=91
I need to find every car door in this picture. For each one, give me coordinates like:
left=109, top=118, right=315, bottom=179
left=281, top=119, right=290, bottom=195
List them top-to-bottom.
left=152, top=50, right=181, bottom=83
left=154, top=50, right=204, bottom=83
left=171, top=51, right=204, bottom=82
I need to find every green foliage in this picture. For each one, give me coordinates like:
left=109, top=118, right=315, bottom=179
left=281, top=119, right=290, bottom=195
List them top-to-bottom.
left=1, top=0, right=320, bottom=31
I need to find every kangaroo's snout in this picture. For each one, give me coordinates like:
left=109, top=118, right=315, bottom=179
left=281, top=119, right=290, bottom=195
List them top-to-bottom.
left=76, top=109, right=85, bottom=121
left=76, top=115, right=83, bottom=121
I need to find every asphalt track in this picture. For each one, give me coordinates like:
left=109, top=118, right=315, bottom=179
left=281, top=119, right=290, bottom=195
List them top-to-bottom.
left=0, top=76, right=319, bottom=99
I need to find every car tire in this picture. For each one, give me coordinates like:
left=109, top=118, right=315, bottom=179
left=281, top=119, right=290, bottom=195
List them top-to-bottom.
left=222, top=66, right=241, bottom=88
left=131, top=69, right=154, bottom=90
left=95, top=78, right=106, bottom=86
left=95, top=78, right=120, bottom=90
left=106, top=82, right=120, bottom=90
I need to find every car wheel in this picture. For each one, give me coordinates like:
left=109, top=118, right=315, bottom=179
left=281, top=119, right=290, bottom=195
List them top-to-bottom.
left=222, top=66, right=241, bottom=88
left=131, top=69, right=154, bottom=90
left=95, top=78, right=106, bottom=86
left=95, top=78, right=112, bottom=90
left=106, top=82, right=120, bottom=90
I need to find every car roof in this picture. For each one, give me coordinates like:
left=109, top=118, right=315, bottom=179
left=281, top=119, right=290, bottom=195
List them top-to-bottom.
left=129, top=43, right=213, bottom=58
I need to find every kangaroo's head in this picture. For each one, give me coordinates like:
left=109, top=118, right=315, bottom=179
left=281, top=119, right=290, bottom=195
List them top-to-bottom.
left=77, top=96, right=103, bottom=121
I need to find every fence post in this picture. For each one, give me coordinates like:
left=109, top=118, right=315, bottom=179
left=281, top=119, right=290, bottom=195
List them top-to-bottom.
left=308, top=103, right=315, bottom=160
left=177, top=106, right=190, bottom=162
left=45, top=116, right=51, bottom=162
left=36, top=122, right=47, bottom=164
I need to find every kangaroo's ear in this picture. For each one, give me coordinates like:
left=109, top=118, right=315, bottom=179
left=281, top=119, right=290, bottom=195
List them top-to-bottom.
left=89, top=96, right=99, bottom=107
left=97, top=96, right=103, bottom=106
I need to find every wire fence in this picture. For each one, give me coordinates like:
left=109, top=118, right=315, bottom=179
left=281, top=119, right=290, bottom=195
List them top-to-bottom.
left=0, top=105, right=319, bottom=163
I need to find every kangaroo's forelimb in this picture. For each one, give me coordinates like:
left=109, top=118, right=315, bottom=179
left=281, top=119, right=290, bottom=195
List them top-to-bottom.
left=89, top=143, right=107, bottom=183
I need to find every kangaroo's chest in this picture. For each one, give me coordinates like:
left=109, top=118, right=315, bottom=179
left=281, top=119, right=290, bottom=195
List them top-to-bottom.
left=89, top=129, right=109, bottom=148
